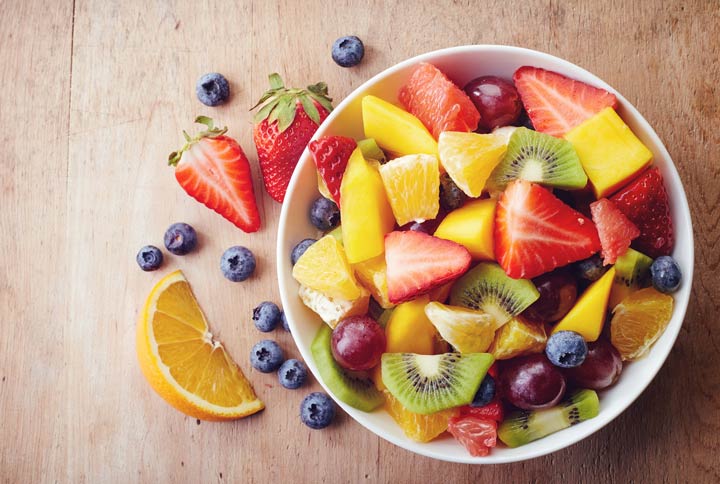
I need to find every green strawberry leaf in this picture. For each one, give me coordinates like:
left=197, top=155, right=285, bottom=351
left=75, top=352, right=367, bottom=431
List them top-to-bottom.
left=268, top=73, right=284, bottom=90
left=307, top=92, right=333, bottom=114
left=299, top=95, right=321, bottom=124
left=278, top=99, right=298, bottom=132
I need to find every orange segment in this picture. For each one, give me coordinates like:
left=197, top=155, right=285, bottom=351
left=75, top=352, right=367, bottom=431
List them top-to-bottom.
left=437, top=131, right=507, bottom=197
left=379, top=154, right=440, bottom=226
left=136, top=271, right=264, bottom=420
left=610, top=287, right=673, bottom=360
left=384, top=390, right=458, bottom=442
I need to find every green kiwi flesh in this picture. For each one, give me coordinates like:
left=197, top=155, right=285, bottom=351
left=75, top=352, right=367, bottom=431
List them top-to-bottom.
left=488, top=127, right=588, bottom=190
left=358, top=138, right=387, bottom=163
left=609, top=248, right=653, bottom=308
left=449, top=262, right=540, bottom=324
left=311, top=325, right=384, bottom=412
left=381, top=352, right=494, bottom=414
left=498, top=389, right=600, bottom=448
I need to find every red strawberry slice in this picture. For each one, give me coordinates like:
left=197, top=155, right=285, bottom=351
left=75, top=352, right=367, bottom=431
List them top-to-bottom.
left=513, top=66, right=618, bottom=137
left=169, top=117, right=261, bottom=232
left=308, top=135, right=356, bottom=205
left=610, top=167, right=674, bottom=258
left=495, top=180, right=601, bottom=279
left=590, top=198, right=640, bottom=265
left=385, top=231, right=471, bottom=304
left=459, top=400, right=504, bottom=422
left=447, top=416, right=498, bottom=457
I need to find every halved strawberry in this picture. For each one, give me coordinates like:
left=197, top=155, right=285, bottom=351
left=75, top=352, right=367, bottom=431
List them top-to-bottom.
left=513, top=66, right=618, bottom=137
left=169, top=117, right=261, bottom=232
left=308, top=135, right=356, bottom=205
left=610, top=167, right=674, bottom=258
left=495, top=180, right=601, bottom=279
left=590, top=198, right=640, bottom=265
left=385, top=231, right=471, bottom=304
left=459, top=400, right=504, bottom=422
left=447, top=415, right=497, bottom=457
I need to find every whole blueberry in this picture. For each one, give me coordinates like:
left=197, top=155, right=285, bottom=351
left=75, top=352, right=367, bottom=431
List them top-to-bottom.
left=331, top=36, right=365, bottom=68
left=196, top=72, right=230, bottom=106
left=439, top=173, right=467, bottom=211
left=309, top=197, right=340, bottom=230
left=163, top=223, right=198, bottom=255
left=291, top=238, right=317, bottom=265
left=136, top=245, right=163, bottom=271
left=220, top=246, right=256, bottom=282
left=573, top=254, right=608, bottom=282
left=650, top=256, right=682, bottom=294
left=252, top=301, right=281, bottom=332
left=280, top=311, right=290, bottom=332
left=545, top=331, right=588, bottom=368
left=250, top=340, right=284, bottom=373
left=278, top=359, right=308, bottom=389
left=470, top=374, right=495, bottom=407
left=300, top=392, right=335, bottom=429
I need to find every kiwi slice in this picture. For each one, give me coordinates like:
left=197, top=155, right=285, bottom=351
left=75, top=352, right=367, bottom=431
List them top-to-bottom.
left=488, top=127, right=587, bottom=190
left=358, top=138, right=387, bottom=164
left=327, top=225, right=343, bottom=244
left=609, top=248, right=653, bottom=308
left=450, top=262, right=540, bottom=324
left=310, top=325, right=384, bottom=412
left=381, top=352, right=494, bottom=414
left=498, top=389, right=600, bottom=448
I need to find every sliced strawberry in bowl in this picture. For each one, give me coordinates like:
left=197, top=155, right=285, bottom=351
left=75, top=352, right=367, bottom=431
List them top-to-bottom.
left=513, top=66, right=618, bottom=138
left=308, top=135, right=356, bottom=205
left=610, top=167, right=674, bottom=258
left=495, top=180, right=601, bottom=279
left=590, top=198, right=640, bottom=265
left=385, top=230, right=471, bottom=304
left=447, top=415, right=498, bottom=457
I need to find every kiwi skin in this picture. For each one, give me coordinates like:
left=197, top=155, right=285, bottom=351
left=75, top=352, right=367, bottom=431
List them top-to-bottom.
left=488, top=127, right=588, bottom=191
left=609, top=248, right=653, bottom=308
left=450, top=262, right=539, bottom=324
left=311, top=325, right=384, bottom=412
left=498, top=389, right=600, bottom=448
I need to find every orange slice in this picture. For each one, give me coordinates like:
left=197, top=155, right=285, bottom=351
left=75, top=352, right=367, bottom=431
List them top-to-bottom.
left=136, top=271, right=263, bottom=420
left=610, top=287, right=673, bottom=360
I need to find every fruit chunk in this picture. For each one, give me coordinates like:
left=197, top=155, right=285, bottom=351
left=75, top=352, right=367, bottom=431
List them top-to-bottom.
left=399, top=62, right=481, bottom=138
left=513, top=66, right=618, bottom=138
left=464, top=76, right=522, bottom=131
left=362, top=95, right=438, bottom=156
left=565, top=107, right=653, bottom=198
left=487, top=127, right=587, bottom=190
left=437, top=131, right=507, bottom=197
left=309, top=135, right=357, bottom=205
left=357, top=138, right=387, bottom=163
left=340, top=148, right=396, bottom=263
left=379, top=154, right=440, bottom=226
left=610, top=167, right=674, bottom=258
left=495, top=180, right=602, bottom=279
left=434, top=198, right=497, bottom=260
left=590, top=198, right=640, bottom=265
left=385, top=231, right=471, bottom=304
left=292, top=235, right=362, bottom=300
left=352, top=255, right=393, bottom=309
left=450, top=262, right=540, bottom=323
left=552, top=267, right=616, bottom=342
left=523, top=269, right=578, bottom=323
left=136, top=271, right=264, bottom=420
left=298, top=285, right=370, bottom=329
left=610, top=287, right=673, bottom=360
left=385, top=295, right=438, bottom=354
left=424, top=302, right=500, bottom=353
left=331, top=316, right=386, bottom=371
left=488, top=316, right=547, bottom=360
left=310, top=325, right=384, bottom=411
left=563, top=338, right=623, bottom=390
left=381, top=352, right=494, bottom=414
left=499, top=354, right=566, bottom=410
left=498, top=389, right=600, bottom=448
left=384, top=390, right=458, bottom=442
left=460, top=400, right=504, bottom=422
left=448, top=416, right=498, bottom=457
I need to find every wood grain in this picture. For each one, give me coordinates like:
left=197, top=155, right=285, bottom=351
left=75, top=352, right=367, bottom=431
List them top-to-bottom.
left=1, top=0, right=718, bottom=482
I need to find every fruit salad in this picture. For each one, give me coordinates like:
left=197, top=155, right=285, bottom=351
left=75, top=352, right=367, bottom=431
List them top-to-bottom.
left=291, top=62, right=682, bottom=457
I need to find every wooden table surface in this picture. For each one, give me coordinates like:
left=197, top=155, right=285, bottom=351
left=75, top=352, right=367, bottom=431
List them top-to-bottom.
left=1, top=0, right=718, bottom=482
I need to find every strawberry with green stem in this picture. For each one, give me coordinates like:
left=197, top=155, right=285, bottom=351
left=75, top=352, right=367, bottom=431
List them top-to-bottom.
left=251, top=73, right=333, bottom=203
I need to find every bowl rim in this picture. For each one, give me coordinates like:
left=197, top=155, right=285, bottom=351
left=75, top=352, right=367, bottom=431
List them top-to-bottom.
left=276, top=44, right=694, bottom=464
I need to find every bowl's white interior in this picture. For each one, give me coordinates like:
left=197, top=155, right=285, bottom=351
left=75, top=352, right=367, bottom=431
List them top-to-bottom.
left=277, top=45, right=694, bottom=464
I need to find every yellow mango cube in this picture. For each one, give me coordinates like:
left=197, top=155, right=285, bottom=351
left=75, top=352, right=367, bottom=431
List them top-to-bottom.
left=362, top=95, right=438, bottom=157
left=564, top=107, right=653, bottom=198
left=340, top=148, right=396, bottom=264
left=434, top=198, right=497, bottom=260
left=353, top=255, right=394, bottom=309
left=552, top=267, right=616, bottom=342
left=385, top=296, right=438, bottom=354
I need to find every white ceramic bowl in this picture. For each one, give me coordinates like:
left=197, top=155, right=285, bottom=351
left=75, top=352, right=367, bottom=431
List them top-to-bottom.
left=277, top=45, right=694, bottom=464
